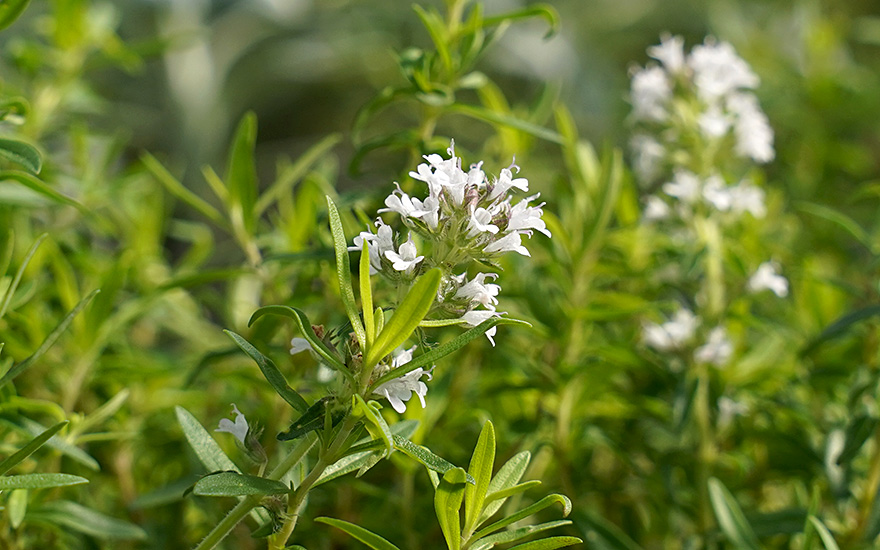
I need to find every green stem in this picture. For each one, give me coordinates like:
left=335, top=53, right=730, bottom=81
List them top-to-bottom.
left=694, top=362, right=715, bottom=538
left=269, top=415, right=360, bottom=549
left=193, top=434, right=317, bottom=550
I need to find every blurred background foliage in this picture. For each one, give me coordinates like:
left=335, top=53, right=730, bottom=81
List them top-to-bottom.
left=1, top=0, right=880, bottom=548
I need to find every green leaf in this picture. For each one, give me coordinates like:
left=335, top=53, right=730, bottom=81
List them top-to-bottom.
left=0, top=0, right=30, bottom=31
left=481, top=3, right=559, bottom=38
left=412, top=5, right=452, bottom=74
left=447, top=104, right=563, bottom=144
left=226, top=112, right=259, bottom=235
left=0, top=138, right=41, bottom=174
left=140, top=153, right=226, bottom=227
left=326, top=196, right=366, bottom=349
left=797, top=202, right=874, bottom=252
left=0, top=232, right=46, bottom=322
left=361, top=242, right=375, bottom=347
left=365, top=268, right=442, bottom=368
left=0, top=289, right=99, bottom=388
left=248, top=305, right=349, bottom=376
left=803, top=305, right=880, bottom=356
left=370, top=317, right=531, bottom=390
left=224, top=330, right=309, bottom=414
left=353, top=395, right=393, bottom=456
left=278, top=397, right=343, bottom=441
left=174, top=406, right=270, bottom=524
left=837, top=415, right=879, bottom=465
left=13, top=418, right=99, bottom=471
left=0, top=420, right=68, bottom=475
left=315, top=421, right=419, bottom=486
left=465, top=421, right=496, bottom=535
left=393, top=434, right=474, bottom=483
left=435, top=467, right=468, bottom=550
left=192, top=471, right=290, bottom=497
left=0, top=473, right=88, bottom=490
left=708, top=477, right=761, bottom=550
left=483, top=481, right=542, bottom=508
left=8, top=489, right=27, bottom=528
left=471, top=494, right=572, bottom=541
left=30, top=500, right=146, bottom=540
left=573, top=511, right=644, bottom=550
left=808, top=516, right=840, bottom=550
left=315, top=517, right=402, bottom=550
left=470, top=520, right=572, bottom=550
left=507, top=536, right=583, bottom=550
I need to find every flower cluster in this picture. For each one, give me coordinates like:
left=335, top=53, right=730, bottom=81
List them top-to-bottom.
left=630, top=35, right=774, bottom=222
left=351, top=141, right=549, bottom=348
left=641, top=306, right=733, bottom=368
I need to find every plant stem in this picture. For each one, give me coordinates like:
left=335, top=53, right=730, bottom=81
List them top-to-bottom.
left=694, top=362, right=715, bottom=538
left=269, top=415, right=360, bottom=549
left=193, top=434, right=317, bottom=550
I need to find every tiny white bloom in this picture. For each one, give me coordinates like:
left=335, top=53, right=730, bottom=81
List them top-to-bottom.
left=648, top=34, right=686, bottom=73
left=687, top=39, right=759, bottom=100
left=630, top=65, right=671, bottom=122
left=727, top=92, right=774, bottom=163
left=698, top=104, right=731, bottom=138
left=630, top=134, right=665, bottom=183
left=488, top=165, right=529, bottom=201
left=663, top=170, right=702, bottom=204
left=702, top=174, right=733, bottom=211
left=728, top=180, right=766, bottom=217
left=506, top=194, right=551, bottom=237
left=643, top=195, right=671, bottom=221
left=467, top=207, right=500, bottom=236
left=350, top=221, right=395, bottom=274
left=484, top=232, right=530, bottom=257
left=385, top=236, right=424, bottom=273
left=748, top=261, right=788, bottom=297
left=454, top=272, right=501, bottom=308
left=462, top=308, right=504, bottom=346
left=642, top=308, right=699, bottom=351
left=694, top=326, right=733, bottom=367
left=290, top=337, right=312, bottom=355
left=374, top=350, right=432, bottom=414
left=216, top=403, right=249, bottom=445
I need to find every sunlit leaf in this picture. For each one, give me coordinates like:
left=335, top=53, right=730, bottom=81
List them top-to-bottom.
left=0, top=0, right=31, bottom=32
left=0, top=138, right=41, bottom=174
left=326, top=196, right=366, bottom=349
left=225, top=330, right=309, bottom=414
left=0, top=420, right=68, bottom=475
left=465, top=421, right=496, bottom=535
left=435, top=467, right=468, bottom=550
left=192, top=472, right=290, bottom=497
left=0, top=473, right=88, bottom=490
left=708, top=477, right=760, bottom=550
left=472, top=494, right=572, bottom=540
left=29, top=500, right=146, bottom=540
left=316, top=517, right=402, bottom=550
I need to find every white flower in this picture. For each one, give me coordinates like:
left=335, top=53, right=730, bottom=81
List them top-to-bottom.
left=648, top=34, right=686, bottom=73
left=687, top=39, right=759, bottom=100
left=630, top=65, right=671, bottom=122
left=727, top=92, right=774, bottom=163
left=698, top=104, right=731, bottom=138
left=630, top=134, right=665, bottom=183
left=409, top=143, right=469, bottom=205
left=488, top=164, right=529, bottom=201
left=663, top=170, right=702, bottom=203
left=702, top=174, right=733, bottom=211
left=728, top=180, right=766, bottom=217
left=379, top=185, right=441, bottom=229
left=506, top=194, right=551, bottom=237
left=643, top=195, right=670, bottom=222
left=467, top=206, right=500, bottom=236
left=350, top=221, right=395, bottom=274
left=484, top=232, right=530, bottom=257
left=384, top=236, right=424, bottom=273
left=748, top=261, right=788, bottom=297
left=454, top=272, right=501, bottom=308
left=462, top=308, right=504, bottom=347
left=642, top=308, right=699, bottom=351
left=694, top=326, right=733, bottom=367
left=290, top=337, right=312, bottom=355
left=374, top=349, right=432, bottom=414
left=718, top=396, right=749, bottom=427
left=216, top=403, right=249, bottom=445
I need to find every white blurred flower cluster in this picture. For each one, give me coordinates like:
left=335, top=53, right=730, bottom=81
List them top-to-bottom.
left=630, top=35, right=774, bottom=221
left=351, top=141, right=550, bottom=347
left=641, top=306, right=733, bottom=368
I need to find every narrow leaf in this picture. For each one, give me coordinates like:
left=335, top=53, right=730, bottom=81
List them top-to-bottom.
left=0, top=0, right=30, bottom=31
left=481, top=3, right=559, bottom=38
left=447, top=104, right=563, bottom=144
left=225, top=112, right=259, bottom=235
left=255, top=133, right=341, bottom=215
left=0, top=138, right=41, bottom=174
left=140, top=153, right=226, bottom=226
left=0, top=170, right=80, bottom=208
left=326, top=196, right=366, bottom=348
left=0, top=232, right=46, bottom=322
left=361, top=242, right=375, bottom=347
left=365, top=268, right=442, bottom=368
left=0, top=289, right=99, bottom=388
left=248, top=305, right=349, bottom=375
left=370, top=317, right=531, bottom=390
left=225, top=330, right=309, bottom=414
left=353, top=395, right=393, bottom=456
left=278, top=397, right=343, bottom=441
left=175, top=406, right=239, bottom=474
left=837, top=415, right=879, bottom=465
left=14, top=418, right=99, bottom=471
left=0, top=420, right=68, bottom=475
left=315, top=421, right=419, bottom=486
left=465, top=421, right=496, bottom=535
left=393, top=434, right=474, bottom=483
left=435, top=468, right=468, bottom=550
left=193, top=471, right=290, bottom=497
left=0, top=473, right=88, bottom=490
left=708, top=477, right=760, bottom=550
left=483, top=481, right=542, bottom=508
left=8, top=489, right=26, bottom=528
left=472, top=494, right=572, bottom=540
left=30, top=500, right=146, bottom=540
left=315, top=517, right=402, bottom=550
left=808, top=517, right=840, bottom=550
left=470, top=520, right=572, bottom=550
left=507, top=536, right=583, bottom=550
